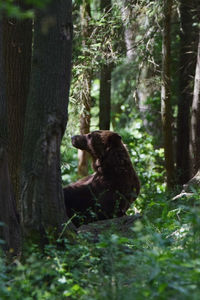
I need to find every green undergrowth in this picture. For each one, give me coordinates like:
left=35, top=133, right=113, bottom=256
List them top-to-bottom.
left=1, top=192, right=200, bottom=300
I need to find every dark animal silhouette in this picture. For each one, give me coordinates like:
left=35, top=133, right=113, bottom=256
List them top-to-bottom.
left=64, top=130, right=140, bottom=226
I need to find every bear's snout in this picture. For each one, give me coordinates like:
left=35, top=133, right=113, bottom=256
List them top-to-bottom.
left=71, top=135, right=88, bottom=150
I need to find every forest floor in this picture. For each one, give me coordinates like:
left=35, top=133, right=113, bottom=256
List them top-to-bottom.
left=1, top=190, right=200, bottom=300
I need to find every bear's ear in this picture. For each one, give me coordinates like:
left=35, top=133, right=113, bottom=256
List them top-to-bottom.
left=108, top=133, right=122, bottom=147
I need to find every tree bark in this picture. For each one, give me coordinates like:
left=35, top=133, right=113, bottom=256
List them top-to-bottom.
left=21, top=0, right=74, bottom=242
left=78, top=0, right=92, bottom=176
left=99, top=0, right=112, bottom=130
left=120, top=0, right=137, bottom=61
left=161, top=0, right=174, bottom=188
left=176, top=0, right=197, bottom=184
left=3, top=1, right=32, bottom=207
left=0, top=21, right=21, bottom=255
left=190, top=30, right=200, bottom=175
left=99, top=64, right=112, bottom=130
left=78, top=73, right=91, bottom=176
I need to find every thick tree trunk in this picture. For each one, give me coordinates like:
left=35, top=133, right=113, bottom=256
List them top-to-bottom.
left=21, top=0, right=74, bottom=241
left=78, top=0, right=92, bottom=176
left=99, top=0, right=112, bottom=130
left=161, top=0, right=174, bottom=188
left=176, top=0, right=197, bottom=184
left=3, top=1, right=32, bottom=207
left=0, top=21, right=21, bottom=254
left=190, top=30, right=200, bottom=175
left=0, top=151, right=21, bottom=254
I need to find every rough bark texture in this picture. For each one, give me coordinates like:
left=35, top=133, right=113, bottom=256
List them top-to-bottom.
left=21, top=0, right=74, bottom=241
left=78, top=0, right=92, bottom=176
left=99, top=0, right=112, bottom=130
left=120, top=0, right=137, bottom=61
left=161, top=0, right=174, bottom=188
left=176, top=0, right=197, bottom=184
left=3, top=1, right=32, bottom=206
left=0, top=21, right=21, bottom=254
left=190, top=31, right=200, bottom=175
left=99, top=64, right=112, bottom=130
left=78, top=72, right=91, bottom=176
left=0, top=151, right=21, bottom=254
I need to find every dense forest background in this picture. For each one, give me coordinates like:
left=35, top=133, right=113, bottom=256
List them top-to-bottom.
left=0, top=0, right=200, bottom=299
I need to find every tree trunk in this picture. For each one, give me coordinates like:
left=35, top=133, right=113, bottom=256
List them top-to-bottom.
left=21, top=0, right=74, bottom=242
left=78, top=0, right=92, bottom=177
left=99, top=0, right=112, bottom=130
left=120, top=0, right=137, bottom=61
left=161, top=0, right=174, bottom=188
left=176, top=0, right=197, bottom=184
left=3, top=1, right=32, bottom=207
left=0, top=21, right=21, bottom=255
left=190, top=30, right=200, bottom=175
left=99, top=64, right=112, bottom=130
left=78, top=73, right=91, bottom=176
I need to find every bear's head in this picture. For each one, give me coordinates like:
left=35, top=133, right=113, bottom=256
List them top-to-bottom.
left=71, top=130, right=122, bottom=159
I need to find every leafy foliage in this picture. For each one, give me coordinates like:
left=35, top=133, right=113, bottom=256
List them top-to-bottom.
left=0, top=0, right=50, bottom=18
left=1, top=192, right=200, bottom=299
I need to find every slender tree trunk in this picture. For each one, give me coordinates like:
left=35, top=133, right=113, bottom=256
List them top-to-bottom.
left=21, top=0, right=74, bottom=242
left=78, top=0, right=92, bottom=176
left=99, top=0, right=112, bottom=130
left=120, top=0, right=137, bottom=61
left=161, top=0, right=174, bottom=188
left=176, top=0, right=197, bottom=184
left=3, top=1, right=32, bottom=207
left=0, top=20, right=21, bottom=255
left=190, top=30, right=200, bottom=175
left=99, top=64, right=112, bottom=130
left=78, top=72, right=91, bottom=176
left=78, top=79, right=91, bottom=176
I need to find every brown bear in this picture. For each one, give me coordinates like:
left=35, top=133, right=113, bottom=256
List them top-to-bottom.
left=63, top=130, right=140, bottom=227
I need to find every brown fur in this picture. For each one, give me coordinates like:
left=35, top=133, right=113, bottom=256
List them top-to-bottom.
left=64, top=130, right=140, bottom=226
